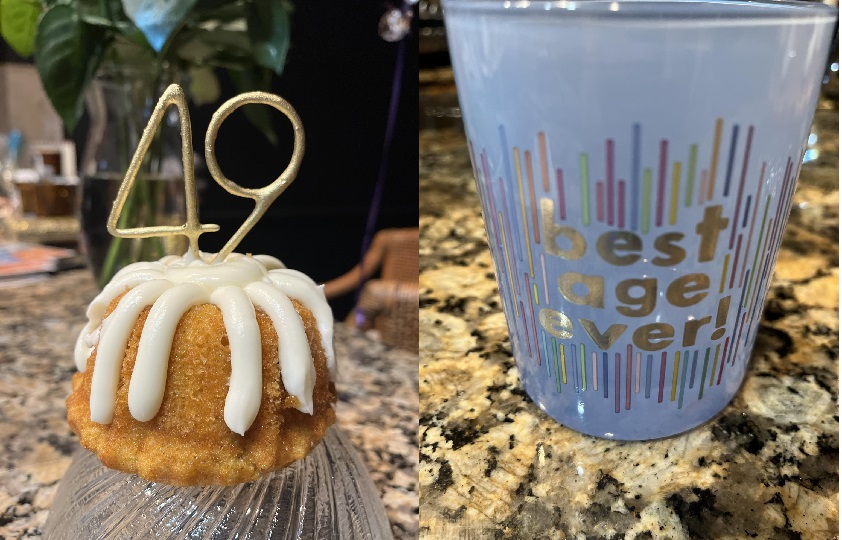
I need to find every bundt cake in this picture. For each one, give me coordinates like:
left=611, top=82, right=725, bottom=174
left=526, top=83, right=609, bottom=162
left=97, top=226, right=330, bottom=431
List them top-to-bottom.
left=67, top=252, right=337, bottom=486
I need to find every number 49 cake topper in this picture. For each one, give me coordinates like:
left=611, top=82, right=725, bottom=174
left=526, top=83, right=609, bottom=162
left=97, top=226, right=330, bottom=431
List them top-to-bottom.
left=107, top=84, right=305, bottom=262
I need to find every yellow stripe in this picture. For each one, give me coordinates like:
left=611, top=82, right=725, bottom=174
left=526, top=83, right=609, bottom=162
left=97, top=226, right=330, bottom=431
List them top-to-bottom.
left=707, top=118, right=723, bottom=200
left=514, top=148, right=535, bottom=278
left=669, top=162, right=681, bottom=225
left=642, top=169, right=652, bottom=234
left=499, top=212, right=518, bottom=317
left=719, top=253, right=730, bottom=294
left=532, top=283, right=539, bottom=305
left=560, top=343, right=567, bottom=384
left=710, top=343, right=721, bottom=386
left=671, top=351, right=680, bottom=401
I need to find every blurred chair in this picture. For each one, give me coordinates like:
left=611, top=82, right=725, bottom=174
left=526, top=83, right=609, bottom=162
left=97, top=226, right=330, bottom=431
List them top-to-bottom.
left=324, top=228, right=419, bottom=352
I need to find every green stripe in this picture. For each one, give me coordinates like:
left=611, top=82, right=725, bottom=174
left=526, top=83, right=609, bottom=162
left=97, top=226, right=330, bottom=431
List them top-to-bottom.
left=685, top=145, right=698, bottom=207
left=580, top=153, right=590, bottom=226
left=642, top=169, right=652, bottom=234
left=746, top=196, right=771, bottom=307
left=544, top=333, right=552, bottom=377
left=580, top=343, right=587, bottom=391
left=698, top=348, right=710, bottom=399
left=678, top=351, right=688, bottom=409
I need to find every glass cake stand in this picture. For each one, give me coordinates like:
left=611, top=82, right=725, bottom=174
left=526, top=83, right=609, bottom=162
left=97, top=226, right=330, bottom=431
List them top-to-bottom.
left=43, top=427, right=392, bottom=539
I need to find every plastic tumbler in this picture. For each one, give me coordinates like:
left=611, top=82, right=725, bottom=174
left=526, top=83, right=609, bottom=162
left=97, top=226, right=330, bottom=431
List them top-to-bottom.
left=443, top=0, right=836, bottom=440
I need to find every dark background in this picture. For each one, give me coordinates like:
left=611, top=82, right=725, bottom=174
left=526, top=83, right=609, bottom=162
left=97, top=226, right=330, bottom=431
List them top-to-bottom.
left=1, top=2, right=419, bottom=319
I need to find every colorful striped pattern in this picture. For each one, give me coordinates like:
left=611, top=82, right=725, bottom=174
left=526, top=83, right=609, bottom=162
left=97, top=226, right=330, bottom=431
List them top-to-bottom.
left=469, top=117, right=802, bottom=412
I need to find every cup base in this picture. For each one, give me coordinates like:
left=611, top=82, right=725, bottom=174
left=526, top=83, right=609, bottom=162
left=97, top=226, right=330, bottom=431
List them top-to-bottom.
left=521, top=371, right=738, bottom=441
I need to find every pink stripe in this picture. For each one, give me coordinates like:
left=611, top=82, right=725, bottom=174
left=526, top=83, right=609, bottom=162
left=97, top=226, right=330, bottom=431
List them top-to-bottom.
left=729, top=125, right=754, bottom=249
left=538, top=132, right=550, bottom=192
left=606, top=139, right=615, bottom=226
left=656, top=140, right=668, bottom=227
left=469, top=143, right=489, bottom=221
left=481, top=151, right=494, bottom=197
left=525, top=151, right=541, bottom=244
left=781, top=156, right=799, bottom=217
left=769, top=159, right=793, bottom=248
left=740, top=162, right=766, bottom=287
left=556, top=168, right=566, bottom=220
left=698, top=169, right=707, bottom=206
left=499, top=179, right=522, bottom=263
left=618, top=180, right=626, bottom=229
left=596, top=181, right=605, bottom=222
left=755, top=218, right=774, bottom=296
left=729, top=234, right=743, bottom=289
left=540, top=254, right=549, bottom=304
left=514, top=259, right=521, bottom=294
left=526, top=273, right=541, bottom=366
left=519, top=300, right=532, bottom=357
left=733, top=312, right=748, bottom=365
left=717, top=337, right=730, bottom=385
left=625, top=346, right=632, bottom=410
left=658, top=351, right=667, bottom=403
left=635, top=352, right=641, bottom=393
left=615, top=353, right=621, bottom=413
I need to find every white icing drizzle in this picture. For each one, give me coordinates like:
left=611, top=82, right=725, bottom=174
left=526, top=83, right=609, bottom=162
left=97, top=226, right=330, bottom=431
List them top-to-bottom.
left=74, top=252, right=334, bottom=434
left=252, top=254, right=285, bottom=269
left=266, top=271, right=336, bottom=374
left=89, top=280, right=173, bottom=423
left=245, top=281, right=316, bottom=415
left=128, top=282, right=210, bottom=421
left=210, top=286, right=261, bottom=436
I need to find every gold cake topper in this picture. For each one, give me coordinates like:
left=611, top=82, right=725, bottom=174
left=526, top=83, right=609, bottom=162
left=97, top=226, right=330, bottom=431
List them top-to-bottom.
left=107, top=84, right=305, bottom=262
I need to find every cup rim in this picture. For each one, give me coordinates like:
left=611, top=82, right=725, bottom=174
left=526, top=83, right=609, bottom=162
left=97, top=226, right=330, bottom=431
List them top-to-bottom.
left=441, top=0, right=838, bottom=20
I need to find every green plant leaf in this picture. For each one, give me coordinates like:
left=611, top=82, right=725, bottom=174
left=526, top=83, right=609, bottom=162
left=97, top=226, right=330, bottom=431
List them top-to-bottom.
left=0, top=0, right=41, bottom=57
left=121, top=0, right=198, bottom=52
left=247, top=0, right=290, bottom=75
left=34, top=4, right=106, bottom=130
left=170, top=25, right=254, bottom=71
left=188, top=65, right=219, bottom=105
left=228, top=66, right=278, bottom=145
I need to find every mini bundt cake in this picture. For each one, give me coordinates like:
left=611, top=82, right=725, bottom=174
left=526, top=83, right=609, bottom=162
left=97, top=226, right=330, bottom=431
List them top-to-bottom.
left=67, top=252, right=337, bottom=486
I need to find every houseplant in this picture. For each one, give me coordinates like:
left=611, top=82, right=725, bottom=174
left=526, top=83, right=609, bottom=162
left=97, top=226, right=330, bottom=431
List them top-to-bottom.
left=0, top=0, right=292, bottom=286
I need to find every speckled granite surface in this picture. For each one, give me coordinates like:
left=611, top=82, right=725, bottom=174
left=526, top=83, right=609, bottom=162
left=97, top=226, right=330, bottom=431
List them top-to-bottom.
left=419, top=105, right=838, bottom=539
left=0, top=270, right=418, bottom=539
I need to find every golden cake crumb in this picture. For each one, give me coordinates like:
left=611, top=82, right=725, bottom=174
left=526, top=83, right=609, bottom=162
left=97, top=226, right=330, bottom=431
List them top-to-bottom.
left=67, top=294, right=336, bottom=486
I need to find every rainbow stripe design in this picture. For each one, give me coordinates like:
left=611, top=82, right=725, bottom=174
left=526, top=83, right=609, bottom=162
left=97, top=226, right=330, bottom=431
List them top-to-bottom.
left=469, top=118, right=802, bottom=413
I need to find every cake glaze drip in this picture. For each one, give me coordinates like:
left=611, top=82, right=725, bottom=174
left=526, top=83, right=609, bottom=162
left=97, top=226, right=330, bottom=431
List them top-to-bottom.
left=74, top=252, right=336, bottom=435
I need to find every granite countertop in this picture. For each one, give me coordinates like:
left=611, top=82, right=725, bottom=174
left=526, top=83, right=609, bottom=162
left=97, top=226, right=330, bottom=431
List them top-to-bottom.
left=419, top=105, right=838, bottom=539
left=0, top=270, right=418, bottom=539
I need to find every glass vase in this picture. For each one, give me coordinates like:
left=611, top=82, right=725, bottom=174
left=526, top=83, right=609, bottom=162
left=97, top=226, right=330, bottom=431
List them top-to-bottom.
left=80, top=66, right=188, bottom=289
left=42, top=427, right=393, bottom=539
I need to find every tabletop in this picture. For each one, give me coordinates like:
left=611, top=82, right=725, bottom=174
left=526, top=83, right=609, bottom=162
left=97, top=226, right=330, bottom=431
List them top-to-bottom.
left=419, top=104, right=838, bottom=539
left=0, top=270, right=419, bottom=540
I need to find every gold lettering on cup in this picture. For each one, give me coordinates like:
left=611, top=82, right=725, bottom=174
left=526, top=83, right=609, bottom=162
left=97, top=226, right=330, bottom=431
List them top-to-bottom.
left=541, top=198, right=586, bottom=260
left=695, top=205, right=729, bottom=262
left=596, top=231, right=642, bottom=266
left=652, top=232, right=686, bottom=267
left=558, top=272, right=604, bottom=308
left=666, top=273, right=710, bottom=307
left=615, top=278, right=657, bottom=317
left=539, top=308, right=574, bottom=339
left=579, top=319, right=627, bottom=350
left=632, top=323, right=675, bottom=351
